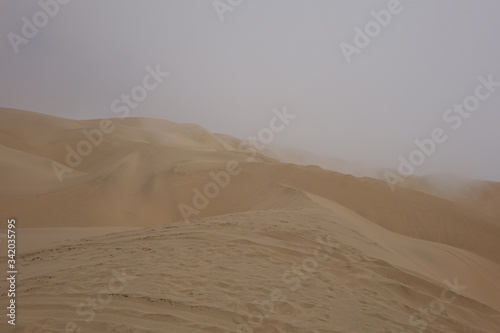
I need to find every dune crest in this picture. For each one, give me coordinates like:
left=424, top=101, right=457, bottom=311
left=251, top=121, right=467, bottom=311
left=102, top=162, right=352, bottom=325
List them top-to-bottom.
left=1, top=108, right=499, bottom=332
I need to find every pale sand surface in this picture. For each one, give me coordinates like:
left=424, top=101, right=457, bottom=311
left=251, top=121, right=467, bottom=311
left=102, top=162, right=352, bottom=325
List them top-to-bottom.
left=1, top=108, right=499, bottom=332
left=2, top=207, right=500, bottom=332
left=3, top=227, right=139, bottom=254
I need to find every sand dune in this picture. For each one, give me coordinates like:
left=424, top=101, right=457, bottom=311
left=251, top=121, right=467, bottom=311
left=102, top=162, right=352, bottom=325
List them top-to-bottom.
left=1, top=108, right=500, bottom=332
left=401, top=173, right=500, bottom=219
left=5, top=208, right=500, bottom=332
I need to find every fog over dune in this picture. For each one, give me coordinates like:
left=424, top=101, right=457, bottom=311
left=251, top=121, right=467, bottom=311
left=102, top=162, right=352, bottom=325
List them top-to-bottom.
left=1, top=0, right=500, bottom=181
left=1, top=2, right=500, bottom=332
left=1, top=107, right=500, bottom=332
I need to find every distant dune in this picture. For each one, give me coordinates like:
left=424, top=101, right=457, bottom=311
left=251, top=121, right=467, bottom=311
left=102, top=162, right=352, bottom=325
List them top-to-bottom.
left=1, top=108, right=499, bottom=332
left=400, top=173, right=500, bottom=219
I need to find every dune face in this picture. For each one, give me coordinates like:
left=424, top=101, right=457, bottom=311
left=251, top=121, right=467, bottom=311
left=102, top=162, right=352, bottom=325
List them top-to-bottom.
left=1, top=108, right=500, bottom=332
left=400, top=174, right=500, bottom=220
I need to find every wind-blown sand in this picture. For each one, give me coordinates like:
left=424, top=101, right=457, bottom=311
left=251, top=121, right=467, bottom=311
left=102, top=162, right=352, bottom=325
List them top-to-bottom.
left=1, top=108, right=499, bottom=332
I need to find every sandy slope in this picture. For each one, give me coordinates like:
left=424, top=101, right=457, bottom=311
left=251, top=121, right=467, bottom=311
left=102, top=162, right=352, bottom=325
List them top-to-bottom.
left=1, top=108, right=500, bottom=332
left=215, top=134, right=383, bottom=179
left=401, top=174, right=500, bottom=219
left=2, top=207, right=500, bottom=332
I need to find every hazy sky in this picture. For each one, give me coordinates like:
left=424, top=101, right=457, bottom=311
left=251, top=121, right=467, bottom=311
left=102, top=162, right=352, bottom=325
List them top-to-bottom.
left=1, top=0, right=499, bottom=181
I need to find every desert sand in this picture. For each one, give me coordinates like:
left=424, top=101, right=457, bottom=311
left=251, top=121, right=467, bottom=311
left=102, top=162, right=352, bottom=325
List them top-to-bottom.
left=1, top=107, right=500, bottom=332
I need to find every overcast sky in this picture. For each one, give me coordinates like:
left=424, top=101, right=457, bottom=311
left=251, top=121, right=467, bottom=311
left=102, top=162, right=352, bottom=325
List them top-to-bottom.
left=1, top=0, right=499, bottom=181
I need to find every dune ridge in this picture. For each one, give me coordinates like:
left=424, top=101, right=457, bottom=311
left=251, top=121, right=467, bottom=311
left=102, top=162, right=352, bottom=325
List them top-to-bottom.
left=1, top=107, right=499, bottom=332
